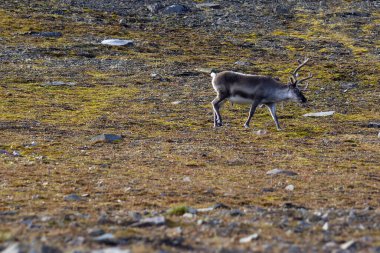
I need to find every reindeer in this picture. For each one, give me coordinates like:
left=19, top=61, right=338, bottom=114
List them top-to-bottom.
left=211, top=58, right=312, bottom=130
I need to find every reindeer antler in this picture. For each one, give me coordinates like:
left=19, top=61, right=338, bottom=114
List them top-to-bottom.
left=290, top=58, right=312, bottom=87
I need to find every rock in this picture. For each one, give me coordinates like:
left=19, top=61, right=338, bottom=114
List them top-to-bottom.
left=147, top=3, right=163, bottom=13
left=196, top=3, right=221, bottom=9
left=162, top=4, right=190, bottom=14
left=273, top=5, right=290, bottom=15
left=118, top=18, right=127, bottom=26
left=28, top=31, right=63, bottom=38
left=101, top=39, right=134, bottom=46
left=235, top=61, right=252, bottom=66
left=195, top=67, right=214, bottom=74
left=44, top=81, right=76, bottom=86
left=340, top=82, right=358, bottom=91
left=171, top=101, right=182, bottom=105
left=303, top=111, right=335, bottom=117
left=368, top=122, right=380, bottom=128
left=255, top=129, right=267, bottom=135
left=378, top=132, right=380, bottom=138
left=90, top=134, right=122, bottom=144
left=0, top=150, right=9, bottom=155
left=12, top=151, right=21, bottom=157
left=266, top=169, right=298, bottom=176
left=183, top=176, right=191, bottom=182
left=285, top=185, right=295, bottom=191
left=64, top=194, right=82, bottom=201
left=213, top=203, right=230, bottom=209
left=197, top=207, right=214, bottom=213
left=230, top=209, right=244, bottom=216
left=183, top=213, right=195, bottom=218
left=131, top=216, right=165, bottom=227
left=323, top=222, right=329, bottom=231
left=88, top=228, right=105, bottom=237
left=93, top=233, right=117, bottom=245
left=239, top=233, right=259, bottom=243
left=340, top=240, right=356, bottom=250
left=2, top=243, right=21, bottom=253
left=41, top=244, right=63, bottom=253
left=287, top=245, right=302, bottom=253
left=92, top=248, right=131, bottom=253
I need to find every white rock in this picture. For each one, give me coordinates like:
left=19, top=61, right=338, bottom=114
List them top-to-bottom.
left=101, top=39, right=134, bottom=46
left=171, top=100, right=182, bottom=105
left=303, top=111, right=335, bottom=117
left=255, top=129, right=267, bottom=135
left=378, top=132, right=380, bottom=138
left=266, top=169, right=298, bottom=176
left=183, top=176, right=191, bottom=182
left=285, top=185, right=295, bottom=191
left=197, top=207, right=214, bottom=212
left=183, top=213, right=195, bottom=218
left=322, top=222, right=329, bottom=231
left=239, top=233, right=259, bottom=243
left=340, top=240, right=356, bottom=250
left=2, top=243, right=20, bottom=253
left=92, top=248, right=131, bottom=253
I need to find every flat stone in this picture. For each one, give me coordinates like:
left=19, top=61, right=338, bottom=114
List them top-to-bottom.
left=147, top=3, right=163, bottom=13
left=196, top=3, right=221, bottom=9
left=162, top=4, right=190, bottom=14
left=28, top=31, right=63, bottom=38
left=101, top=39, right=134, bottom=46
left=195, top=67, right=214, bottom=74
left=44, top=81, right=76, bottom=86
left=303, top=111, right=335, bottom=117
left=368, top=122, right=380, bottom=128
left=90, top=134, right=122, bottom=144
left=266, top=169, right=298, bottom=176
left=285, top=184, right=295, bottom=191
left=64, top=194, right=82, bottom=201
left=131, top=216, right=165, bottom=227
left=93, top=233, right=117, bottom=245
left=239, top=233, right=259, bottom=243
left=340, top=240, right=356, bottom=250
left=2, top=243, right=21, bottom=253
left=92, top=248, right=131, bottom=253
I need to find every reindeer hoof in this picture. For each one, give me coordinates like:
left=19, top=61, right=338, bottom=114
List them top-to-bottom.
left=214, top=122, right=223, bottom=127
left=244, top=124, right=250, bottom=128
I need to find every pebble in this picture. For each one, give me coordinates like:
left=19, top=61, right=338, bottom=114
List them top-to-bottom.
left=146, top=3, right=163, bottom=13
left=196, top=3, right=221, bottom=9
left=162, top=4, right=190, bottom=14
left=28, top=31, right=63, bottom=38
left=101, top=39, right=134, bottom=46
left=44, top=81, right=76, bottom=86
left=171, top=101, right=182, bottom=105
left=303, top=111, right=335, bottom=117
left=368, top=122, right=380, bottom=128
left=255, top=129, right=267, bottom=135
left=90, top=134, right=122, bottom=144
left=12, top=151, right=21, bottom=157
left=266, top=169, right=298, bottom=176
left=285, top=185, right=295, bottom=191
left=64, top=194, right=82, bottom=201
left=131, top=216, right=165, bottom=227
left=323, top=222, right=329, bottom=231
left=88, top=228, right=105, bottom=237
left=239, top=233, right=259, bottom=243
left=93, top=234, right=117, bottom=245
left=340, top=240, right=356, bottom=250
left=92, top=247, right=131, bottom=253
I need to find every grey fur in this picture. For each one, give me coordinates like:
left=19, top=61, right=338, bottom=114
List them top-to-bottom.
left=211, top=71, right=307, bottom=130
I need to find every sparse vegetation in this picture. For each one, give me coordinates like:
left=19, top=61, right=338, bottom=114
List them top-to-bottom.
left=0, top=0, right=379, bottom=252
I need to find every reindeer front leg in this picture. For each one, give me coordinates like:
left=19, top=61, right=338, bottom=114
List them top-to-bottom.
left=212, top=94, right=227, bottom=127
left=244, top=100, right=261, bottom=128
left=266, top=103, right=282, bottom=130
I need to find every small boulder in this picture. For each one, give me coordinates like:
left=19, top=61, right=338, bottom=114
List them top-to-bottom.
left=147, top=3, right=163, bottom=13
left=195, top=3, right=221, bottom=9
left=162, top=4, right=190, bottom=14
left=28, top=31, right=63, bottom=38
left=101, top=39, right=134, bottom=46
left=303, top=111, right=335, bottom=117
left=90, top=134, right=122, bottom=144
left=266, top=169, right=298, bottom=176
left=64, top=194, right=82, bottom=201
left=239, top=233, right=259, bottom=243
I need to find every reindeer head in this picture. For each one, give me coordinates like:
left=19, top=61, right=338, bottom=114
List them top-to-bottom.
left=287, top=58, right=313, bottom=104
